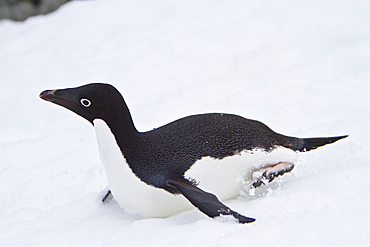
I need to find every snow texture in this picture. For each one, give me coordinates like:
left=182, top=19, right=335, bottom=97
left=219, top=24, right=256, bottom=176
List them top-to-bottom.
left=0, top=0, right=369, bottom=246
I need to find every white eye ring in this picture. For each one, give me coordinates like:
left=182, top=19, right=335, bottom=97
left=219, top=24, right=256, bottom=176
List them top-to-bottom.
left=80, top=98, right=91, bottom=107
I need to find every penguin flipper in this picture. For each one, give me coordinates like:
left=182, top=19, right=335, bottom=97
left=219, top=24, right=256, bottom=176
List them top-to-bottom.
left=167, top=179, right=255, bottom=224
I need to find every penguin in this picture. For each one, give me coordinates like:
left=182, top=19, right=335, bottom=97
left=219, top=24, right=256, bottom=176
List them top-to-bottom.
left=39, top=83, right=347, bottom=224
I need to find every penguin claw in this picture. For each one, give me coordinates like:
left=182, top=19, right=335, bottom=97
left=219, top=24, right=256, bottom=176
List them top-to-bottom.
left=252, top=162, right=294, bottom=188
left=251, top=177, right=266, bottom=188
left=102, top=190, right=113, bottom=204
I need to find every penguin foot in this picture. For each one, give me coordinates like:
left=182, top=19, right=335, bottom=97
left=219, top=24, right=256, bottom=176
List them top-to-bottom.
left=252, top=162, right=294, bottom=188
left=102, top=190, right=113, bottom=204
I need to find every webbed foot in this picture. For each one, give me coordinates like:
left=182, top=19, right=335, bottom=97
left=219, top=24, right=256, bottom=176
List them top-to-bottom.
left=252, top=162, right=294, bottom=188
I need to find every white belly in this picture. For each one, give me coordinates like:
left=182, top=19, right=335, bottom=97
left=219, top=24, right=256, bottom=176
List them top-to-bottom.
left=93, top=119, right=297, bottom=218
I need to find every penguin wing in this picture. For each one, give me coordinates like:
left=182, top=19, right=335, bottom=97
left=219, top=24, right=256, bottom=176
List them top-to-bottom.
left=166, top=179, right=255, bottom=224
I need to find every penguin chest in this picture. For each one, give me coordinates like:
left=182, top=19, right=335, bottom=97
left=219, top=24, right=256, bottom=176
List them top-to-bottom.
left=93, top=119, right=297, bottom=218
left=93, top=119, right=191, bottom=217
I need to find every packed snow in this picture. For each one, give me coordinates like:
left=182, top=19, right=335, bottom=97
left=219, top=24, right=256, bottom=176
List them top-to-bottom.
left=1, top=0, right=369, bottom=246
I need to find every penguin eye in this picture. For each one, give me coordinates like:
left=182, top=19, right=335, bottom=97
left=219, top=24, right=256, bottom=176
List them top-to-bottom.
left=80, top=98, right=91, bottom=107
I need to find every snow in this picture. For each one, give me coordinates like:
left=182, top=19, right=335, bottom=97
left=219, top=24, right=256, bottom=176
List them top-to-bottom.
left=0, top=0, right=369, bottom=246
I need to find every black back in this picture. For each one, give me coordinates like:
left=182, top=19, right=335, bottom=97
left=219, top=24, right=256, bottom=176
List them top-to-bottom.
left=112, top=112, right=293, bottom=191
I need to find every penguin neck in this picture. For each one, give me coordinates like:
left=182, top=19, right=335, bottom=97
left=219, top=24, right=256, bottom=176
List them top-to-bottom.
left=95, top=101, right=140, bottom=155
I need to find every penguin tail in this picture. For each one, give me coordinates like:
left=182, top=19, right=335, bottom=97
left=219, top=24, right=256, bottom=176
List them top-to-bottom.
left=287, top=135, right=348, bottom=152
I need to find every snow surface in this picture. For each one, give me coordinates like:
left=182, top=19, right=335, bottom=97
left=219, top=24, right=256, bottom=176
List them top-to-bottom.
left=1, top=0, right=369, bottom=246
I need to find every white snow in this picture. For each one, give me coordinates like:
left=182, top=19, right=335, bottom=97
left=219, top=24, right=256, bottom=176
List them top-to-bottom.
left=0, top=0, right=369, bottom=246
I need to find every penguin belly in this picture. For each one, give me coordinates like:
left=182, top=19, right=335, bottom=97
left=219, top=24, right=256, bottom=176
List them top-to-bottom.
left=93, top=119, right=297, bottom=218
left=185, top=146, right=297, bottom=200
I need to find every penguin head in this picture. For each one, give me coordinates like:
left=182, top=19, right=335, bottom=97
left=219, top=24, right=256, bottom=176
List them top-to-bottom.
left=40, top=83, right=127, bottom=125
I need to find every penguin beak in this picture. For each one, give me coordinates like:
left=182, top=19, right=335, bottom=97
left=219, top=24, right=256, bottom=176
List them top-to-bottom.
left=40, top=87, right=95, bottom=124
left=40, top=88, right=78, bottom=107
left=39, top=89, right=75, bottom=108
left=39, top=90, right=61, bottom=102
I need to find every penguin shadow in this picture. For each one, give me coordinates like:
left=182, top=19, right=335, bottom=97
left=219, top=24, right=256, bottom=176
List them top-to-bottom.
left=96, top=176, right=294, bottom=225
left=96, top=188, right=142, bottom=222
left=96, top=188, right=211, bottom=224
left=98, top=194, right=205, bottom=224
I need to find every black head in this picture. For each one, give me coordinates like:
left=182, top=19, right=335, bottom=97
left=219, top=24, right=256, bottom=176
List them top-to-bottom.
left=40, top=83, right=132, bottom=127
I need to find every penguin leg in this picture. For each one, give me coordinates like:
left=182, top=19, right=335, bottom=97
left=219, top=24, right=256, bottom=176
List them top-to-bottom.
left=252, top=162, right=294, bottom=188
left=167, top=179, right=255, bottom=224
left=102, top=190, right=113, bottom=204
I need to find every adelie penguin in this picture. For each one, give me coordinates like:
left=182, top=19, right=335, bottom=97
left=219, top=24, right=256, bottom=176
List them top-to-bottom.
left=40, top=83, right=347, bottom=224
